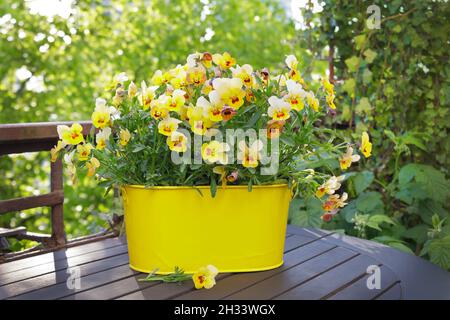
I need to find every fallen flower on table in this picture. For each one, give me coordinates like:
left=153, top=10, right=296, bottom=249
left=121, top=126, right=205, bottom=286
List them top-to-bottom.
left=139, top=265, right=219, bottom=290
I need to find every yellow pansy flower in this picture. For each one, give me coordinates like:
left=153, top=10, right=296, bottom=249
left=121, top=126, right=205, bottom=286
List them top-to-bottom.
left=201, top=52, right=213, bottom=68
left=212, top=52, right=236, bottom=69
left=285, top=54, right=298, bottom=70
left=231, top=64, right=255, bottom=88
left=169, top=65, right=188, bottom=89
left=186, top=66, right=206, bottom=86
left=151, top=69, right=172, bottom=85
left=106, top=72, right=128, bottom=90
left=272, top=74, right=287, bottom=87
left=212, top=78, right=245, bottom=109
left=322, top=78, right=334, bottom=96
left=201, top=80, right=213, bottom=95
left=284, top=80, right=306, bottom=111
left=128, top=81, right=137, bottom=98
left=139, top=81, right=158, bottom=111
left=166, top=89, right=186, bottom=113
left=306, top=91, right=319, bottom=112
left=197, top=93, right=223, bottom=122
left=326, top=94, right=336, bottom=110
left=268, top=96, right=291, bottom=121
left=91, top=98, right=112, bottom=129
left=150, top=99, right=170, bottom=120
left=157, top=117, right=181, bottom=136
left=190, top=118, right=213, bottom=136
left=266, top=120, right=285, bottom=139
left=57, top=123, right=84, bottom=145
left=95, top=127, right=111, bottom=150
left=119, top=129, right=131, bottom=146
left=167, top=131, right=188, bottom=153
left=360, top=131, right=372, bottom=158
left=50, top=140, right=64, bottom=162
left=238, top=140, right=263, bottom=168
left=201, top=141, right=230, bottom=164
left=77, top=143, right=94, bottom=161
left=339, top=146, right=360, bottom=170
left=63, top=150, right=77, bottom=183
left=86, top=157, right=100, bottom=177
left=316, top=176, right=344, bottom=198
left=323, top=193, right=348, bottom=212
left=192, top=265, right=219, bottom=290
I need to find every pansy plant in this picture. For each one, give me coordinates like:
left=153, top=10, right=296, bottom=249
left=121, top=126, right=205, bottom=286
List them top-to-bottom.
left=52, top=52, right=372, bottom=222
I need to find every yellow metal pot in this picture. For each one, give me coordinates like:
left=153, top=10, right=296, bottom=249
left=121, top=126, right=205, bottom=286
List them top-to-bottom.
left=122, top=184, right=291, bottom=274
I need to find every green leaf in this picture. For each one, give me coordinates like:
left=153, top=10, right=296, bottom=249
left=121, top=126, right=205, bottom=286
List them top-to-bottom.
left=354, top=34, right=366, bottom=50
left=363, top=49, right=377, bottom=63
left=345, top=56, right=360, bottom=73
left=362, top=68, right=373, bottom=84
left=342, top=78, right=356, bottom=95
left=355, top=97, right=372, bottom=115
left=280, top=136, right=295, bottom=147
left=132, top=144, right=146, bottom=153
left=349, top=171, right=374, bottom=195
left=210, top=175, right=217, bottom=198
left=355, top=191, right=384, bottom=214
left=288, top=197, right=323, bottom=228
left=340, top=200, right=358, bottom=223
left=368, top=214, right=396, bottom=225
left=403, top=224, right=429, bottom=244
left=421, top=236, right=450, bottom=270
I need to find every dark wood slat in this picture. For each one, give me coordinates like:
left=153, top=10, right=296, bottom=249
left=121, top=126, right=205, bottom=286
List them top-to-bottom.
left=0, top=121, right=92, bottom=143
left=0, top=140, right=55, bottom=155
left=0, top=191, right=64, bottom=215
left=0, top=227, right=26, bottom=237
left=318, top=231, right=450, bottom=299
left=283, top=234, right=322, bottom=252
left=0, top=237, right=125, bottom=275
left=173, top=239, right=337, bottom=300
left=0, top=244, right=128, bottom=286
left=222, top=247, right=358, bottom=300
left=1, top=253, right=129, bottom=299
left=274, top=254, right=380, bottom=300
left=10, top=261, right=135, bottom=300
left=326, top=265, right=400, bottom=300
left=60, top=269, right=151, bottom=300
left=116, top=274, right=230, bottom=300
left=375, top=282, right=402, bottom=300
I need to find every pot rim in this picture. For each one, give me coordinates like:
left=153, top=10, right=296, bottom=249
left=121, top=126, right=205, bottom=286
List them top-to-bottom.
left=123, top=183, right=289, bottom=190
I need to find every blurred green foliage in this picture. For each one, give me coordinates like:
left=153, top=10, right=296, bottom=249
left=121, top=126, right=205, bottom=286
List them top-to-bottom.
left=288, top=0, right=450, bottom=270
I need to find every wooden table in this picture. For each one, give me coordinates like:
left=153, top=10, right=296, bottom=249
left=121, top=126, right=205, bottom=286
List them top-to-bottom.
left=1, top=225, right=449, bottom=300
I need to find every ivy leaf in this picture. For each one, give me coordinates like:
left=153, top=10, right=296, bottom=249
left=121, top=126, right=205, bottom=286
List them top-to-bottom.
left=354, top=34, right=366, bottom=50
left=363, top=49, right=378, bottom=63
left=345, top=56, right=360, bottom=73
left=362, top=68, right=373, bottom=84
left=342, top=78, right=356, bottom=96
left=355, top=97, right=372, bottom=115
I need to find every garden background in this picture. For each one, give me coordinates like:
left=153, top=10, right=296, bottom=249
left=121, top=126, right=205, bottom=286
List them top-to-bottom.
left=0, top=0, right=449, bottom=270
